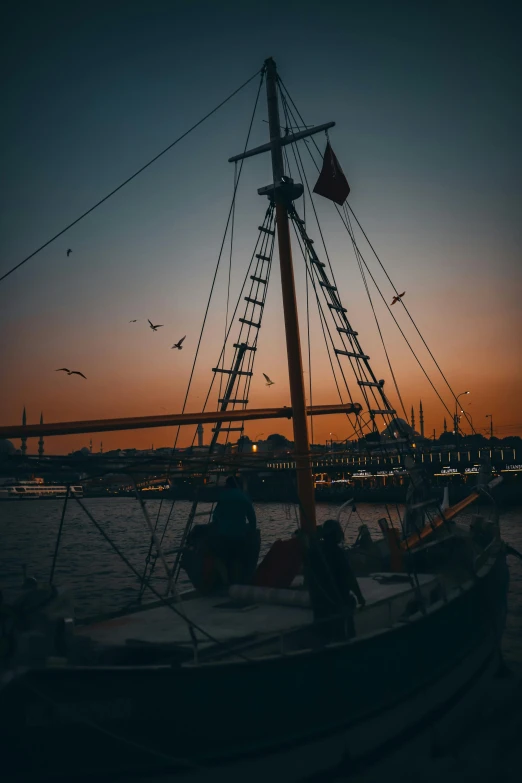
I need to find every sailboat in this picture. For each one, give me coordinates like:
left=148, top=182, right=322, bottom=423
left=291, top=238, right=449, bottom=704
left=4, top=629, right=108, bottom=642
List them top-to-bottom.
left=0, top=58, right=512, bottom=782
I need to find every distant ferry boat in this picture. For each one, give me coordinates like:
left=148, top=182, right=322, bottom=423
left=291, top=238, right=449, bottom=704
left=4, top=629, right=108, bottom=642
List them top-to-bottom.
left=0, top=479, right=83, bottom=500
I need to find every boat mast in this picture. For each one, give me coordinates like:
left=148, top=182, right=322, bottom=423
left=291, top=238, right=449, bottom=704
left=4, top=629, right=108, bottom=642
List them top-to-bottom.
left=265, top=57, right=316, bottom=532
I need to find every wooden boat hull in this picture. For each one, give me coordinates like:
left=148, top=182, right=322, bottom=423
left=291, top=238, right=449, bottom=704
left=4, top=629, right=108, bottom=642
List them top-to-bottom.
left=1, top=544, right=508, bottom=782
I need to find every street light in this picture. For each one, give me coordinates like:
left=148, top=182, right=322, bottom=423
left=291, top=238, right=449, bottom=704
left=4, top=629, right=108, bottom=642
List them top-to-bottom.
left=454, top=391, right=470, bottom=436
left=461, top=410, right=473, bottom=430
left=485, top=414, right=493, bottom=438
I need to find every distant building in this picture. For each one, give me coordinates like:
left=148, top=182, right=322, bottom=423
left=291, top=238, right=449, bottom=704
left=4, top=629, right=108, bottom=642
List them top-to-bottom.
left=21, top=407, right=27, bottom=457
left=38, top=412, right=45, bottom=458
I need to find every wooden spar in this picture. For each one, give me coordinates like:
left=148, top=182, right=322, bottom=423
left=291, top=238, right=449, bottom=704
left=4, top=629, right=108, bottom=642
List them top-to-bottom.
left=265, top=57, right=316, bottom=532
left=228, top=121, right=335, bottom=163
left=0, top=402, right=362, bottom=439
left=400, top=476, right=503, bottom=550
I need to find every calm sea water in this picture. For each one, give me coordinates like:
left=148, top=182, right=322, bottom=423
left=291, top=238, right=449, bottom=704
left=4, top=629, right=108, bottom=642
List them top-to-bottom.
left=1, top=498, right=521, bottom=666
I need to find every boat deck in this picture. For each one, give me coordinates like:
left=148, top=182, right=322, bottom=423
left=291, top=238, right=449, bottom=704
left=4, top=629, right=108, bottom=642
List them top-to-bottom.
left=76, top=573, right=438, bottom=657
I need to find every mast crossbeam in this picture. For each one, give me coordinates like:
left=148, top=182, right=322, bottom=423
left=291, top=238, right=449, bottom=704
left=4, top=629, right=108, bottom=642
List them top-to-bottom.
left=228, top=121, right=336, bottom=163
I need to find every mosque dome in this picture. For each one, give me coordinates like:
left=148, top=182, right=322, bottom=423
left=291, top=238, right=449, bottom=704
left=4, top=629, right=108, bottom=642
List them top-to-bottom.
left=381, top=418, right=418, bottom=440
left=0, top=439, right=16, bottom=456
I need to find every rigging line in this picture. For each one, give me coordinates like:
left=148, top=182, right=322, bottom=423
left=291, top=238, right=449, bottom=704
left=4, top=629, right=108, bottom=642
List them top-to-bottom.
left=0, top=68, right=263, bottom=285
left=174, top=69, right=264, bottom=438
left=146, top=71, right=265, bottom=575
left=278, top=78, right=474, bottom=434
left=280, top=92, right=342, bottom=294
left=282, top=95, right=315, bottom=445
left=285, top=101, right=454, bottom=426
left=282, top=108, right=386, bottom=421
left=283, top=112, right=388, bottom=423
left=219, top=160, right=238, bottom=404
left=285, top=168, right=367, bottom=440
left=304, top=181, right=315, bottom=445
left=344, top=204, right=409, bottom=420
left=345, top=204, right=477, bottom=435
left=290, top=205, right=378, bottom=425
left=195, top=206, right=274, bottom=423
left=195, top=207, right=272, bottom=428
left=333, top=208, right=456, bottom=421
left=148, top=209, right=274, bottom=587
left=293, top=223, right=364, bottom=441
left=231, top=233, right=275, bottom=438
left=242, top=233, right=275, bottom=422
left=221, top=241, right=270, bottom=446
left=49, top=486, right=69, bottom=585
left=139, top=495, right=178, bottom=601
left=72, top=496, right=252, bottom=661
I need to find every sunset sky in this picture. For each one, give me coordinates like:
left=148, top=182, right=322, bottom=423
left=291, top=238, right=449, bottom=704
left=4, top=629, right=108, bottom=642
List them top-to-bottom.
left=1, top=1, right=521, bottom=454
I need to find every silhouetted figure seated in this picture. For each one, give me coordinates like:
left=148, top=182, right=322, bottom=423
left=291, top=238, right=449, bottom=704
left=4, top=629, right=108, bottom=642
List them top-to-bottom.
left=209, top=476, right=258, bottom=585
left=306, top=519, right=365, bottom=643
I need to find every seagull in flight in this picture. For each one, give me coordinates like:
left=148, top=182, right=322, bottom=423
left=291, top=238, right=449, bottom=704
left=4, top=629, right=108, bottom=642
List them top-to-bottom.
left=67, top=249, right=72, bottom=257
left=391, top=291, right=406, bottom=306
left=129, top=319, right=138, bottom=323
left=148, top=319, right=163, bottom=332
left=171, top=336, right=186, bottom=350
left=55, top=368, right=87, bottom=379
left=263, top=373, right=275, bottom=387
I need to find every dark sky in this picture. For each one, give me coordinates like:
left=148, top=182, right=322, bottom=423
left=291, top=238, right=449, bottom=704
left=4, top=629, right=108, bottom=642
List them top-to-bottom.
left=1, top=0, right=521, bottom=450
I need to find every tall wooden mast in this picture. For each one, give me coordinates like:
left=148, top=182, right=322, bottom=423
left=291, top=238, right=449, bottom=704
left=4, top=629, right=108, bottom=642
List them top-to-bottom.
left=264, top=57, right=316, bottom=532
left=228, top=67, right=335, bottom=527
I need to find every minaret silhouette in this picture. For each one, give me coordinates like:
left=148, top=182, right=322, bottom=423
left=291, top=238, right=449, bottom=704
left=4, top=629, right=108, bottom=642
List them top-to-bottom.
left=419, top=400, right=424, bottom=438
left=411, top=405, right=415, bottom=431
left=21, top=406, right=27, bottom=457
left=38, top=412, right=44, bottom=457
left=443, top=418, right=447, bottom=433
left=197, top=423, right=204, bottom=447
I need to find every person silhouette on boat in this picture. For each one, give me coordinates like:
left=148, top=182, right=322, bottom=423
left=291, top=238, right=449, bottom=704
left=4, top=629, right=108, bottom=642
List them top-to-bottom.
left=210, top=476, right=257, bottom=584
left=306, top=518, right=365, bottom=643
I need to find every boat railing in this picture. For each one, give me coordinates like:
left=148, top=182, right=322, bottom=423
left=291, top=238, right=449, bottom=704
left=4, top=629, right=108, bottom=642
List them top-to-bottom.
left=197, top=577, right=443, bottom=665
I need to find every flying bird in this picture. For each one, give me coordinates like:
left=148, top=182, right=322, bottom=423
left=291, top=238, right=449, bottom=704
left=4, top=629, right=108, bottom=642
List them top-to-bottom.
left=67, top=249, right=72, bottom=257
left=391, top=292, right=406, bottom=305
left=129, top=319, right=138, bottom=323
left=148, top=319, right=163, bottom=331
left=171, top=336, right=186, bottom=350
left=55, top=368, right=87, bottom=379
left=263, top=373, right=275, bottom=387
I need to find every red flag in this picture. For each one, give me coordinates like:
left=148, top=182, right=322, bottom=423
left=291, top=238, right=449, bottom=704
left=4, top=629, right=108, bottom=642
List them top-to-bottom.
left=313, top=142, right=350, bottom=205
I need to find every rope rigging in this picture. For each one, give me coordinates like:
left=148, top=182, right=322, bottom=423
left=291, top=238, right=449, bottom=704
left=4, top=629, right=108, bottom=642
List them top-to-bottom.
left=0, top=68, right=263, bottom=286
left=138, top=71, right=265, bottom=595
left=277, top=76, right=475, bottom=434
left=279, top=92, right=400, bottom=439
left=342, top=203, right=409, bottom=421
left=143, top=206, right=276, bottom=590
left=290, top=218, right=365, bottom=441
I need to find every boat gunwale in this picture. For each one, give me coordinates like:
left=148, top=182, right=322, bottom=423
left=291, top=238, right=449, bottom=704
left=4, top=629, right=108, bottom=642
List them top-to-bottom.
left=31, top=538, right=505, bottom=673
